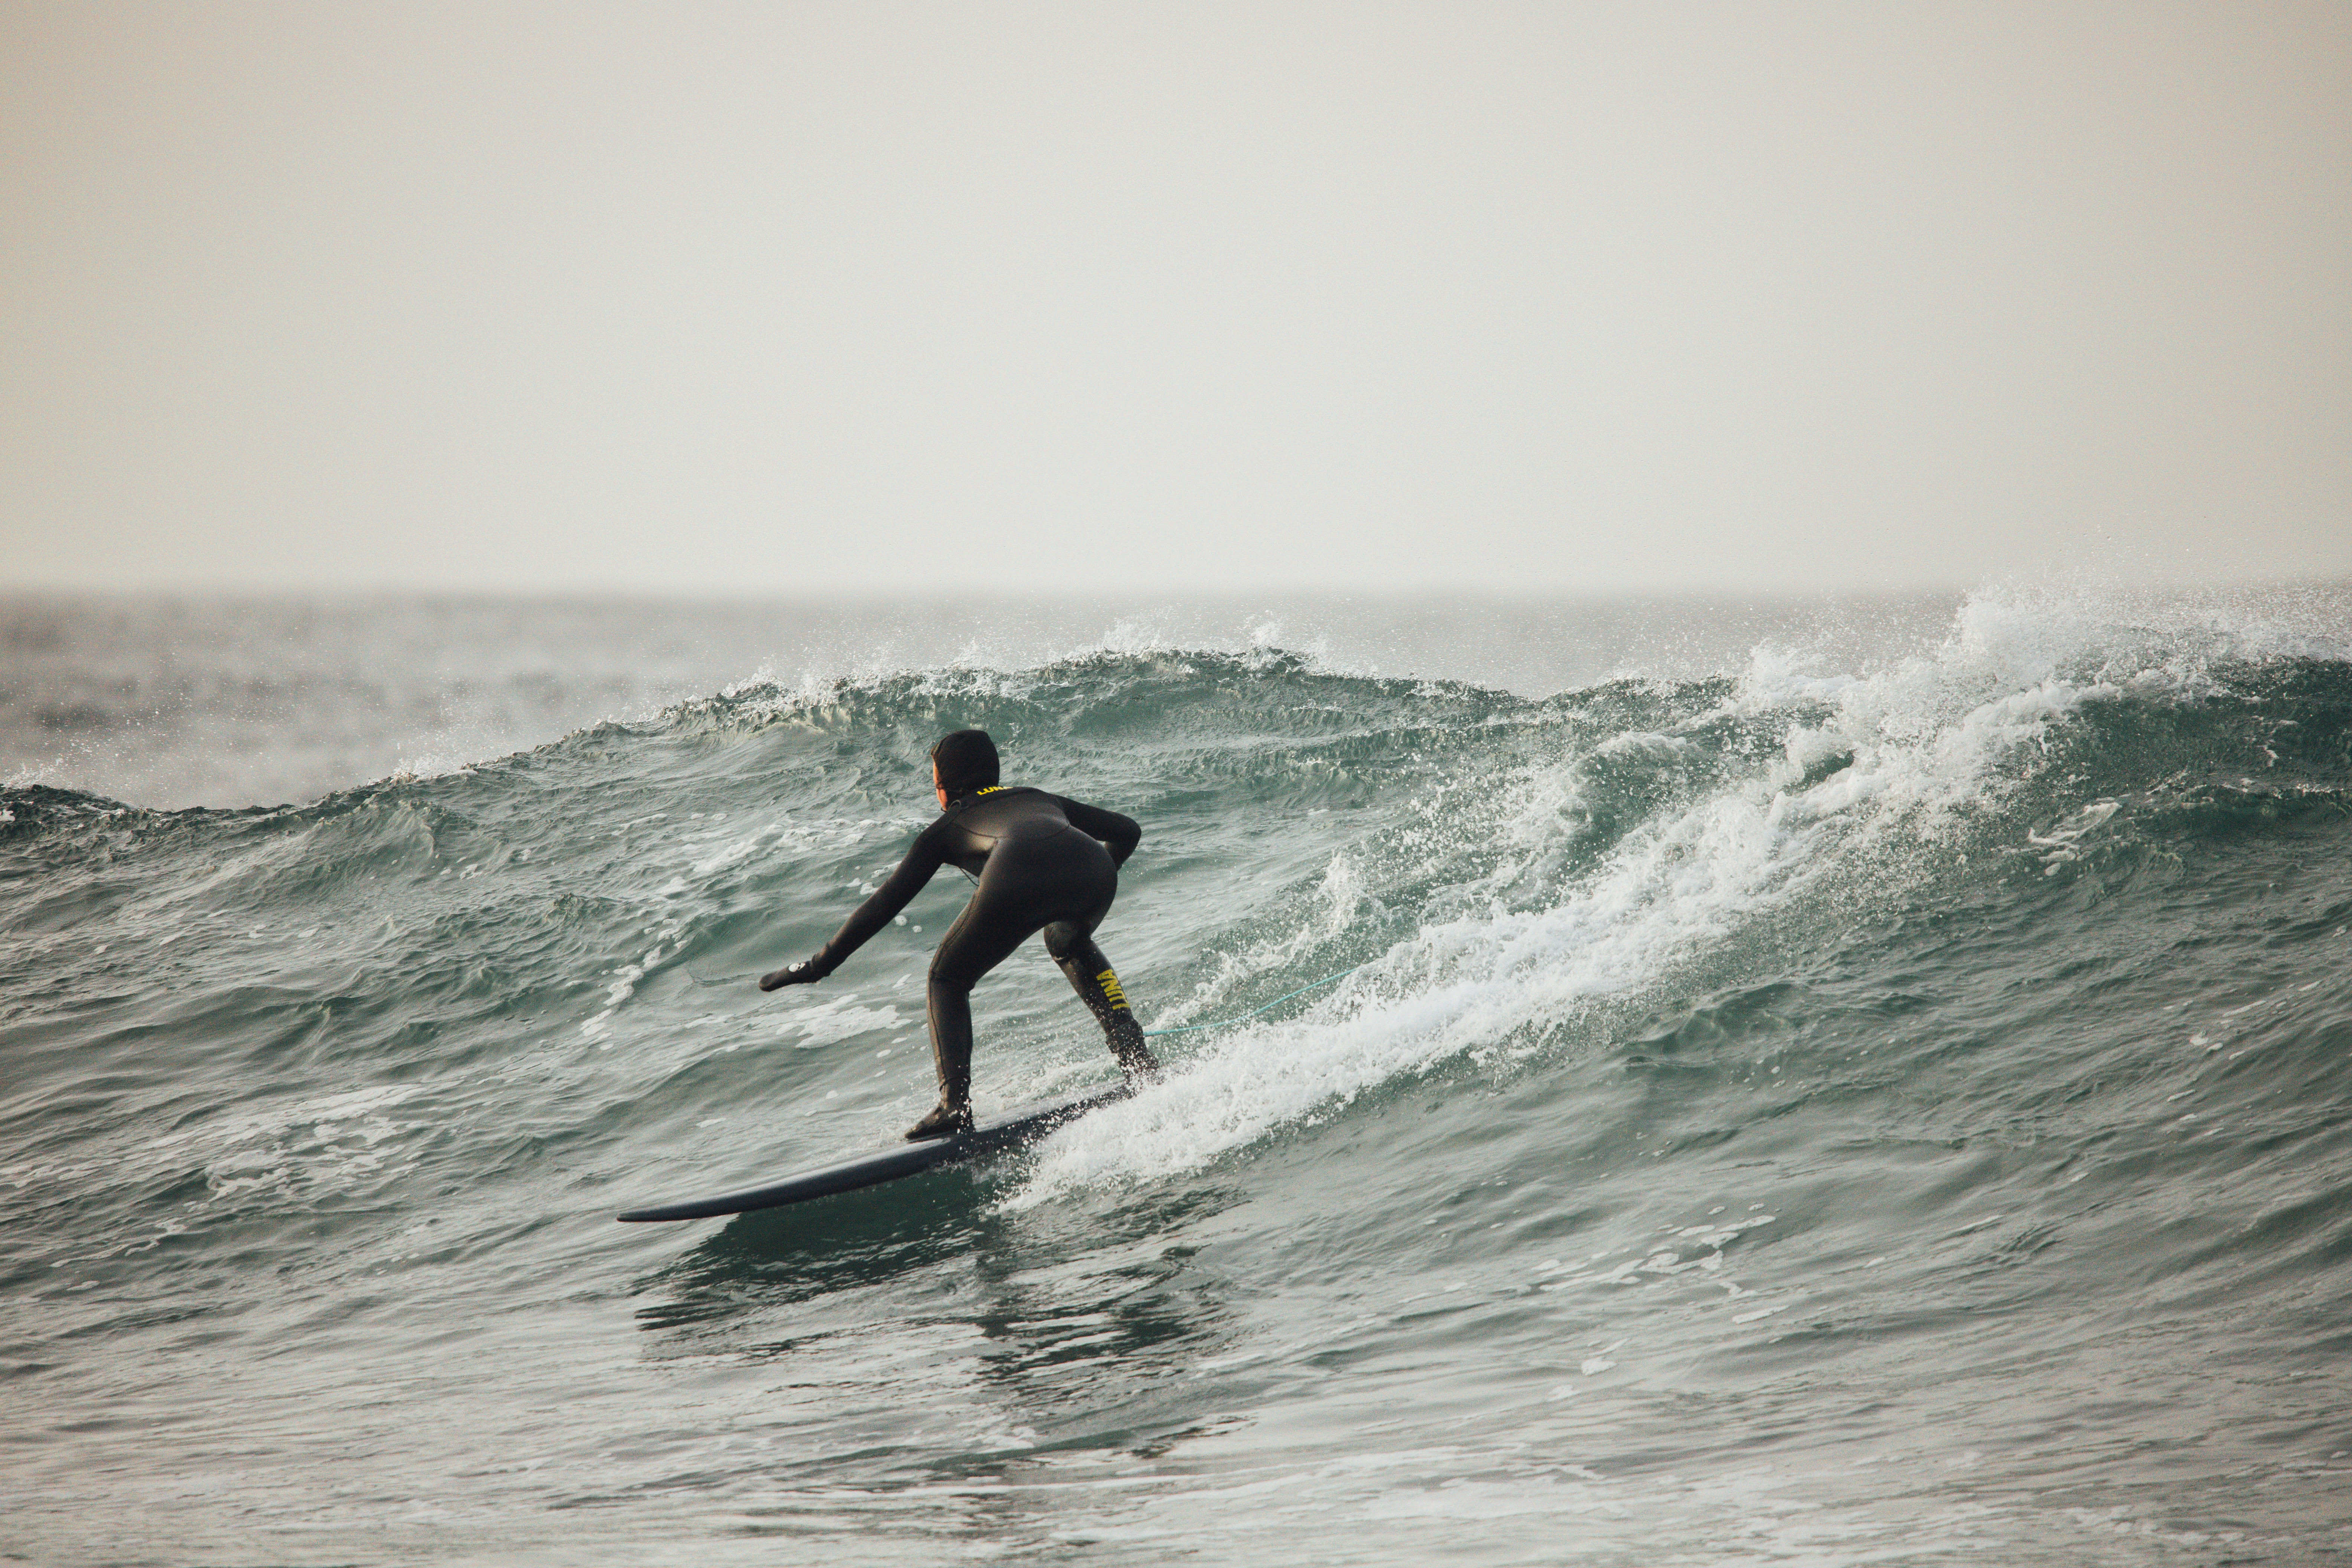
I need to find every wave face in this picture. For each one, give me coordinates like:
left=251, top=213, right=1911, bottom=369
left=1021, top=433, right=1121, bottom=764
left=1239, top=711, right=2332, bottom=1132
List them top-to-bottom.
left=5, top=592, right=2352, bottom=1565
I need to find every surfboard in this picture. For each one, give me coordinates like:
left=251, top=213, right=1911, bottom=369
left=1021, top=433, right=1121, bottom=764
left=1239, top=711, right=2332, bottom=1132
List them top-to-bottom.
left=614, top=1078, right=1133, bottom=1222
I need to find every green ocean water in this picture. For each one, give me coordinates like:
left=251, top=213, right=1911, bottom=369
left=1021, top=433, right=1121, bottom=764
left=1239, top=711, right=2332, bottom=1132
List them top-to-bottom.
left=5, top=588, right=2352, bottom=1565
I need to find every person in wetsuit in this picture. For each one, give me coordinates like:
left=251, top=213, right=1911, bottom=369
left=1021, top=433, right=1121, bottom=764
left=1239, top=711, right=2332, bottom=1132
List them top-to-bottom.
left=759, top=729, right=1159, bottom=1140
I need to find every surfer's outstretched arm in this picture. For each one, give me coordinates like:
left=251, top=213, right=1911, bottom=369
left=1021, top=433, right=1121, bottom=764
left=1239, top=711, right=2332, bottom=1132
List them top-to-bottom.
left=759, top=832, right=947, bottom=990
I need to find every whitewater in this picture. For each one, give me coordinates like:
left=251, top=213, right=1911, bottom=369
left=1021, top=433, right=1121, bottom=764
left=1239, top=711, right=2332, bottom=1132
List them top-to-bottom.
left=4, top=587, right=2350, bottom=1565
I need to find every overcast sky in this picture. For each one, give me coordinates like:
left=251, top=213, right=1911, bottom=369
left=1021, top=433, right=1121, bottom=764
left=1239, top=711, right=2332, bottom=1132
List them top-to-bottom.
left=4, top=2, right=2347, bottom=598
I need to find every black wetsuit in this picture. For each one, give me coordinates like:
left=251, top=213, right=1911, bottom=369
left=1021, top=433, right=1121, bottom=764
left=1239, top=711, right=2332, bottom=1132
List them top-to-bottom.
left=802, top=786, right=1155, bottom=1110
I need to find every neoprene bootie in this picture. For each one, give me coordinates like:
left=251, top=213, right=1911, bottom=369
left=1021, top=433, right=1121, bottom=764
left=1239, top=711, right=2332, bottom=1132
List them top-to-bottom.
left=1111, top=1020, right=1159, bottom=1078
left=905, top=1103, right=974, bottom=1142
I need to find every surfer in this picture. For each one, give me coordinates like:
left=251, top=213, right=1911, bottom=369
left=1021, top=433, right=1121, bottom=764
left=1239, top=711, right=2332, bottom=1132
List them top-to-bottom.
left=760, top=729, right=1159, bottom=1140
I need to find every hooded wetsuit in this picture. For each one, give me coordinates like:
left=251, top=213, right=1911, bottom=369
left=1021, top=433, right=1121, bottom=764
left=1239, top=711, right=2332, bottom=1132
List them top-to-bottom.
left=795, top=763, right=1156, bottom=1114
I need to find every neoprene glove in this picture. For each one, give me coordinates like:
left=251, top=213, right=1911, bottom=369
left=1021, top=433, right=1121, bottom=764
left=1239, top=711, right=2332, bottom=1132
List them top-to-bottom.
left=759, top=960, right=825, bottom=991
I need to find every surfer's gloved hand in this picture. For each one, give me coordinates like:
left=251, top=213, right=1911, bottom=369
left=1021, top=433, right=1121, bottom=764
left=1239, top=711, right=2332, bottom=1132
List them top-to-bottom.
left=758, top=959, right=826, bottom=991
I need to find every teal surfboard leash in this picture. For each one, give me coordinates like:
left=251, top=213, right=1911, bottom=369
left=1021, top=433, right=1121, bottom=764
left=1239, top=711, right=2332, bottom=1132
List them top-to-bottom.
left=1140, top=965, right=1361, bottom=1037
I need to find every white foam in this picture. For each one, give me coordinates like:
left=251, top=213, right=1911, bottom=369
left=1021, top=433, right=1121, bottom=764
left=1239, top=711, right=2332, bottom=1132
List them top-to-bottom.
left=1011, top=589, right=2273, bottom=1205
left=1153, top=852, right=1372, bottom=1027
left=784, top=996, right=906, bottom=1048
left=133, top=1081, right=433, bottom=1210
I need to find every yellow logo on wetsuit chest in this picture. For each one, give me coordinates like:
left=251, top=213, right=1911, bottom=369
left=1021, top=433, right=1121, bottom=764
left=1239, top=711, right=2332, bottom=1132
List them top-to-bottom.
left=1096, top=969, right=1129, bottom=1012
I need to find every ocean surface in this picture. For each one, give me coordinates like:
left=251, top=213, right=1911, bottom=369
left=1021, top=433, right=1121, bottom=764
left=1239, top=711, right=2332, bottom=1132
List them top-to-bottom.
left=4, top=585, right=2351, bottom=1566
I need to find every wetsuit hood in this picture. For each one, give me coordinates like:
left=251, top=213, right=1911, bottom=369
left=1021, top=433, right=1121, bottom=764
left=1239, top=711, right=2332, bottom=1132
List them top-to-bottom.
left=930, top=729, right=1000, bottom=801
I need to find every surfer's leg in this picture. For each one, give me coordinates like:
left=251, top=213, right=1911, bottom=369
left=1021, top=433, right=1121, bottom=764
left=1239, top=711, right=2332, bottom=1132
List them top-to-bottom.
left=914, top=888, right=1040, bottom=1138
left=1043, top=923, right=1159, bottom=1078
left=911, top=977, right=976, bottom=1139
